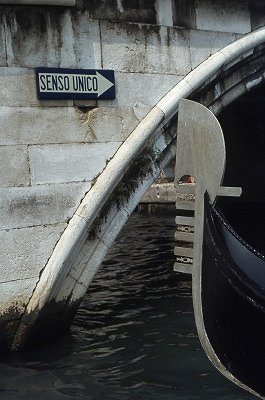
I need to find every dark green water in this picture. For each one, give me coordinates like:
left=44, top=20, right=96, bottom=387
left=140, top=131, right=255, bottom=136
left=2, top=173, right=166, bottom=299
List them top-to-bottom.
left=0, top=213, right=255, bottom=400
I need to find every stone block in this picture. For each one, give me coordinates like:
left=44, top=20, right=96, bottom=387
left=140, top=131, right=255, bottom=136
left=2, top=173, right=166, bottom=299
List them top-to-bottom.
left=1, top=0, right=75, bottom=4
left=87, top=0, right=156, bottom=24
left=156, top=0, right=174, bottom=26
left=172, top=0, right=196, bottom=29
left=195, top=0, right=251, bottom=34
left=250, top=2, right=265, bottom=30
left=4, top=8, right=101, bottom=69
left=0, top=10, right=6, bottom=67
left=58, top=10, right=102, bottom=69
left=101, top=21, right=191, bottom=75
left=190, top=29, right=237, bottom=69
left=0, top=67, right=74, bottom=107
left=0, top=67, right=73, bottom=107
left=0, top=68, right=38, bottom=107
left=221, top=68, right=245, bottom=94
left=244, top=70, right=264, bottom=92
left=99, top=72, right=183, bottom=120
left=73, top=100, right=97, bottom=108
left=0, top=104, right=138, bottom=145
left=0, top=106, right=91, bottom=145
left=78, top=106, right=139, bottom=142
left=29, top=142, right=121, bottom=185
left=0, top=145, right=29, bottom=187
left=0, top=181, right=91, bottom=230
left=141, top=182, right=177, bottom=203
left=69, top=205, right=123, bottom=285
left=0, top=223, right=66, bottom=282
left=69, top=238, right=100, bottom=283
left=73, top=238, right=109, bottom=290
left=54, top=274, right=78, bottom=302
left=0, top=278, right=38, bottom=316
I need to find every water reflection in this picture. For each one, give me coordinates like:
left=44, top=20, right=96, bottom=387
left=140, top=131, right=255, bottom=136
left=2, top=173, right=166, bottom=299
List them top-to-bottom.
left=0, top=212, right=255, bottom=399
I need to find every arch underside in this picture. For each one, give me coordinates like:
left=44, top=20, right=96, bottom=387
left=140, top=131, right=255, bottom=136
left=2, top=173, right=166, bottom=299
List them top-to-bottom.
left=11, top=39, right=265, bottom=365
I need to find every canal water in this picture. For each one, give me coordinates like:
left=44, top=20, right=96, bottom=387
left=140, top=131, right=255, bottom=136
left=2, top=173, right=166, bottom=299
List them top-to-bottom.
left=0, top=212, right=255, bottom=400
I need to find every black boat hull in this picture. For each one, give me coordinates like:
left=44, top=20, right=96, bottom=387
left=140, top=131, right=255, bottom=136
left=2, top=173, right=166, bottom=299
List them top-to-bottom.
left=201, top=195, right=265, bottom=397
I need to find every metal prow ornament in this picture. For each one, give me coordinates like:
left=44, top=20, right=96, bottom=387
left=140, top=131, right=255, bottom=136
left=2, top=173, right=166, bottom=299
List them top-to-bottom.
left=173, top=100, right=262, bottom=399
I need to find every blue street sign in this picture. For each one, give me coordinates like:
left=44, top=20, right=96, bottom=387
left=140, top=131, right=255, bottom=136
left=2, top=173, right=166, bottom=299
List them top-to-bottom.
left=35, top=67, right=115, bottom=100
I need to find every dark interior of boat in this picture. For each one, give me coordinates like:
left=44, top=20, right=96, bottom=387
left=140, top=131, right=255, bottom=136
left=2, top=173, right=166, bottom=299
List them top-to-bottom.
left=217, top=82, right=265, bottom=255
left=200, top=84, right=265, bottom=396
left=202, top=194, right=265, bottom=396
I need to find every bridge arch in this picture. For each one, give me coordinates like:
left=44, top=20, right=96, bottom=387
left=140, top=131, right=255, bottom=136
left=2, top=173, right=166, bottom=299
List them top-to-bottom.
left=12, top=27, right=265, bottom=350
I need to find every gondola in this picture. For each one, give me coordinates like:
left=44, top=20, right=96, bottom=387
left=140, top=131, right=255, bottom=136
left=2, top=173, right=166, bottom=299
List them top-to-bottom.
left=175, top=99, right=265, bottom=398
left=202, top=194, right=265, bottom=397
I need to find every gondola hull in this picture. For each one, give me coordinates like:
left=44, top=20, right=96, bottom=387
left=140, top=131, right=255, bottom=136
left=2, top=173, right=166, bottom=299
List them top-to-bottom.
left=201, top=195, right=265, bottom=397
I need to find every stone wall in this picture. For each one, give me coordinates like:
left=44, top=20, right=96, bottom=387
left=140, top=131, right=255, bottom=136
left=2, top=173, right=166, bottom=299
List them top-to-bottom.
left=0, top=0, right=265, bottom=347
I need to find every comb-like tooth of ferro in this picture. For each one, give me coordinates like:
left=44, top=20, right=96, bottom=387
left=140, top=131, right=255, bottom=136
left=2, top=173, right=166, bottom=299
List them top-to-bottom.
left=174, top=186, right=195, bottom=274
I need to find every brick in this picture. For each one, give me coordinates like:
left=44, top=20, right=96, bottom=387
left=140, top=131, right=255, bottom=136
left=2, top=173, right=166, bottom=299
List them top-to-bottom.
left=101, top=21, right=191, bottom=75
left=29, top=142, right=121, bottom=185
left=0, top=145, right=29, bottom=187
left=0, top=182, right=91, bottom=230
left=0, top=223, right=66, bottom=282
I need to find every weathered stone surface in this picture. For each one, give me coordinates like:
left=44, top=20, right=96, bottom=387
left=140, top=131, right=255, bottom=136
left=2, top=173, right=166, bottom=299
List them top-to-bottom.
left=85, top=0, right=156, bottom=24
left=156, top=0, right=173, bottom=26
left=173, top=0, right=196, bottom=29
left=195, top=0, right=251, bottom=34
left=250, top=1, right=265, bottom=30
left=4, top=8, right=101, bottom=68
left=0, top=10, right=7, bottom=67
left=58, top=10, right=101, bottom=69
left=101, top=21, right=191, bottom=75
left=190, top=29, right=237, bottom=69
left=0, top=67, right=73, bottom=107
left=0, top=67, right=38, bottom=106
left=99, top=72, right=183, bottom=120
left=0, top=104, right=139, bottom=145
left=0, top=106, right=91, bottom=145
left=78, top=106, right=139, bottom=142
left=29, top=142, right=121, bottom=184
left=0, top=145, right=30, bottom=187
left=0, top=182, right=91, bottom=230
left=141, top=182, right=177, bottom=203
left=68, top=206, right=120, bottom=284
left=0, top=223, right=66, bottom=282
left=54, top=275, right=75, bottom=302
left=0, top=278, right=38, bottom=315
left=12, top=297, right=81, bottom=351
left=0, top=319, right=19, bottom=352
